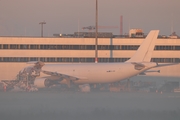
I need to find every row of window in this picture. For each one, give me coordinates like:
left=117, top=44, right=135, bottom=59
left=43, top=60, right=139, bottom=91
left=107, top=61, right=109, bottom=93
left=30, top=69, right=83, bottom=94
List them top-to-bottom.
left=0, top=44, right=139, bottom=50
left=1, top=44, right=180, bottom=50
left=155, top=46, right=180, bottom=50
left=0, top=57, right=179, bottom=63
left=151, top=58, right=180, bottom=63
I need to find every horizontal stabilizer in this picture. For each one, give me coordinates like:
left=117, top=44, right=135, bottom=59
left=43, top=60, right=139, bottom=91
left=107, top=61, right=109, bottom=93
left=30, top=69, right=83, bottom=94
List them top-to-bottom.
left=156, top=63, right=178, bottom=68
left=139, top=70, right=160, bottom=75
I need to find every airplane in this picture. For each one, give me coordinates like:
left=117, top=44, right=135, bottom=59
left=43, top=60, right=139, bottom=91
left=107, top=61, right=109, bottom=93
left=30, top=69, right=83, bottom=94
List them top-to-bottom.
left=16, top=30, right=177, bottom=89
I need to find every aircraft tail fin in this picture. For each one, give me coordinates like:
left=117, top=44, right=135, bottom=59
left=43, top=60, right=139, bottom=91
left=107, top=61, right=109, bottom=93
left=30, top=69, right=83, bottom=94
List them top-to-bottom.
left=126, top=30, right=159, bottom=63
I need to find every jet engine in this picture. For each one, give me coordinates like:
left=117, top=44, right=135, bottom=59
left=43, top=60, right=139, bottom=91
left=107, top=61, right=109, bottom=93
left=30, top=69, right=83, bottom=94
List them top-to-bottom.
left=34, top=77, right=64, bottom=88
left=34, top=78, right=54, bottom=88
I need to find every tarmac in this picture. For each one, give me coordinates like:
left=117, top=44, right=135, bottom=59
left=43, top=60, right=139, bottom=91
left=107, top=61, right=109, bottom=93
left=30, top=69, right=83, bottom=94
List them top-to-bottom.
left=0, top=91, right=180, bottom=120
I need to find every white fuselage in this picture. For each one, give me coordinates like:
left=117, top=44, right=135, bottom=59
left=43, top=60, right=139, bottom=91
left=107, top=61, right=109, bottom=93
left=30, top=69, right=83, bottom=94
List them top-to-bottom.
left=41, top=62, right=157, bottom=84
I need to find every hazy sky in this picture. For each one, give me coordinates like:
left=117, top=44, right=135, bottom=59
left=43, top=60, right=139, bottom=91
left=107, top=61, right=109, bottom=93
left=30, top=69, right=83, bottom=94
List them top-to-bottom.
left=0, top=0, right=179, bottom=36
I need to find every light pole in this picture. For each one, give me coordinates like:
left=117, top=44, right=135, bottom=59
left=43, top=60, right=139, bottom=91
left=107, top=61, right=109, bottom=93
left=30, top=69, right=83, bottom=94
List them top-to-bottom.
left=95, top=0, right=98, bottom=63
left=39, top=21, right=46, bottom=37
left=26, top=73, right=29, bottom=91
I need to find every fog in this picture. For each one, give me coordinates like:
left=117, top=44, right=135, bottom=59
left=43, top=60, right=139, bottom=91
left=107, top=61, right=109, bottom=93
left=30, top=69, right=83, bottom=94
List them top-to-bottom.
left=0, top=0, right=180, bottom=36
left=0, top=91, right=180, bottom=120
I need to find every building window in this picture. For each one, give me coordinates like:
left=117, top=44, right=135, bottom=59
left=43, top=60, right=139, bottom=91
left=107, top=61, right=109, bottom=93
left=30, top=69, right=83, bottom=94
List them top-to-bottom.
left=3, top=44, right=9, bottom=49
left=10, top=45, right=19, bottom=49
left=20, top=45, right=29, bottom=49
left=30, top=45, right=39, bottom=49
left=40, top=45, right=44, bottom=49
left=49, top=45, right=57, bottom=49
left=61, top=45, right=69, bottom=50
left=73, top=45, right=80, bottom=50
left=80, top=45, right=86, bottom=50
left=86, top=45, right=95, bottom=50
left=114, top=45, right=120, bottom=50
left=175, top=46, right=180, bottom=50
left=3, top=57, right=10, bottom=62
left=30, top=57, right=38, bottom=61
left=40, top=57, right=46, bottom=62
left=47, top=58, right=56, bottom=62
left=57, top=58, right=62, bottom=62
left=73, top=58, right=79, bottom=62
left=79, top=58, right=85, bottom=62
left=86, top=58, right=94, bottom=62
left=109, top=58, right=113, bottom=62
left=114, top=58, right=121, bottom=62
left=175, top=58, right=180, bottom=63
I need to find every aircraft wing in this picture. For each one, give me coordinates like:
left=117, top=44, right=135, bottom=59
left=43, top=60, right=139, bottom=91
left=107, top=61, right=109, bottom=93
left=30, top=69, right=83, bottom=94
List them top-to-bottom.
left=27, top=61, right=87, bottom=82
left=41, top=70, right=79, bottom=81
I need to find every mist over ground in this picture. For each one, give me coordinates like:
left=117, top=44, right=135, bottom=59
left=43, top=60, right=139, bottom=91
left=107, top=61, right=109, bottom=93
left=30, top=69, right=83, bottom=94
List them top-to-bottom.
left=0, top=91, right=180, bottom=120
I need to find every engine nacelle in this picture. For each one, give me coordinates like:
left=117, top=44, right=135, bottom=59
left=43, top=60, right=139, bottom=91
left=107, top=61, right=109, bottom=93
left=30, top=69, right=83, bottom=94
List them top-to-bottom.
left=34, top=78, right=52, bottom=88
left=79, top=84, right=91, bottom=92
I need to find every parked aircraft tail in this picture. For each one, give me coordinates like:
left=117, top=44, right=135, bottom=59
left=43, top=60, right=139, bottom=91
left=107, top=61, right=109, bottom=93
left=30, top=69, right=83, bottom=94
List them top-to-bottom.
left=126, top=30, right=159, bottom=63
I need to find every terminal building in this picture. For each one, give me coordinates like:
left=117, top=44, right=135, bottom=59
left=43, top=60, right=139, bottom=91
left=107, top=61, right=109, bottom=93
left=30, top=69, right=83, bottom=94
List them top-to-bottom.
left=0, top=31, right=180, bottom=81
